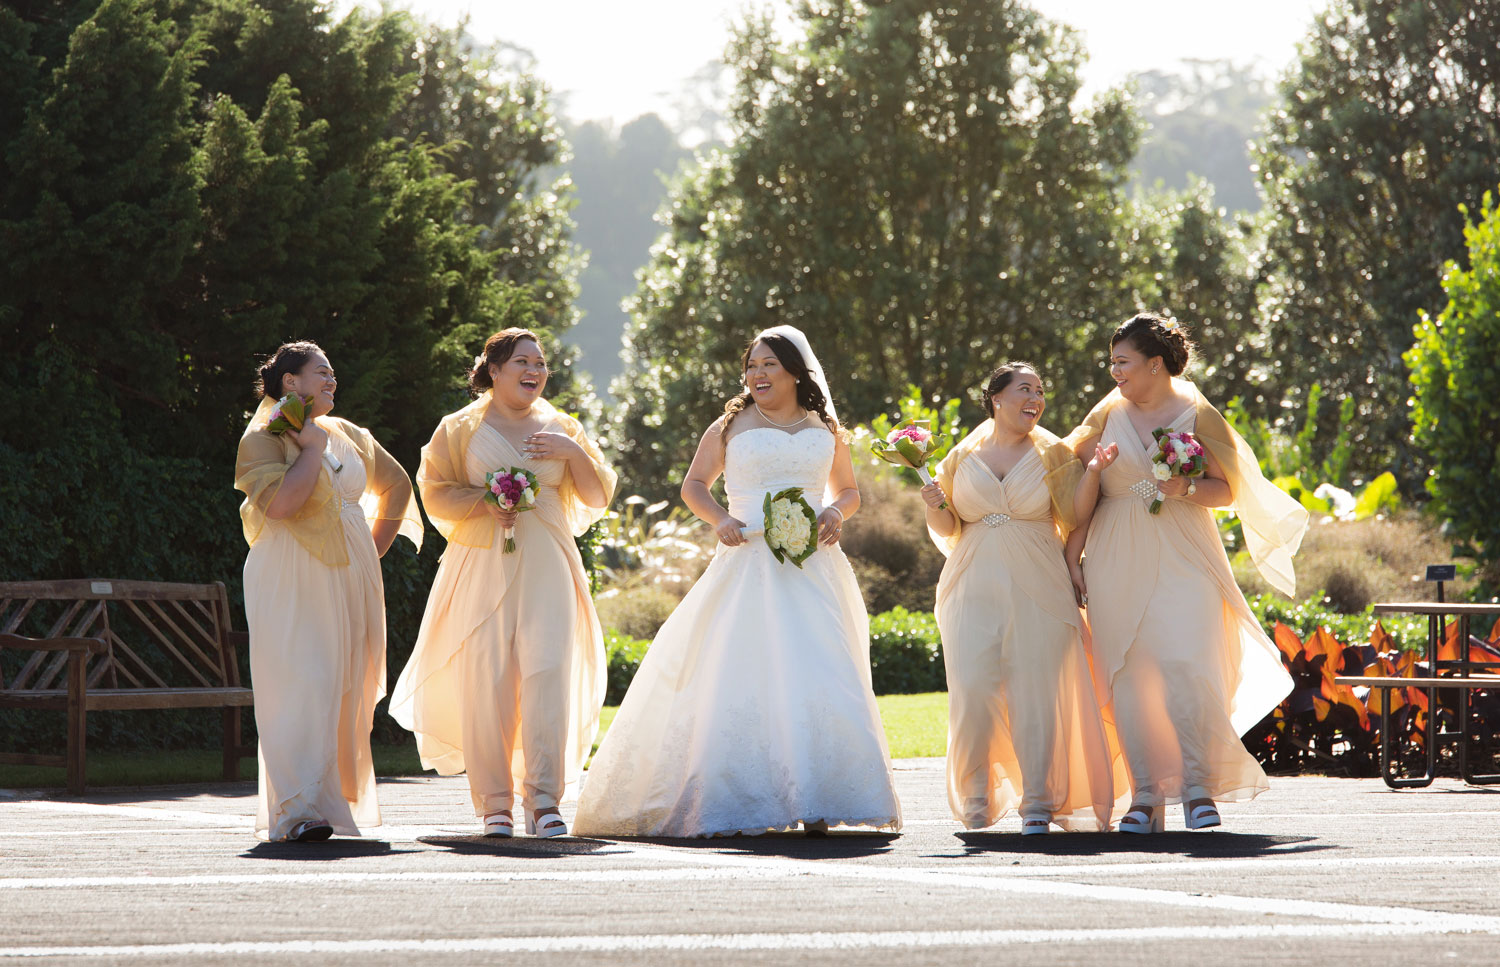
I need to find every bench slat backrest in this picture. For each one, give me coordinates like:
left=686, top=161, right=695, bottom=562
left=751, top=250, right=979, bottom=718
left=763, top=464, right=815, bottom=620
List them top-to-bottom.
left=0, top=580, right=239, bottom=692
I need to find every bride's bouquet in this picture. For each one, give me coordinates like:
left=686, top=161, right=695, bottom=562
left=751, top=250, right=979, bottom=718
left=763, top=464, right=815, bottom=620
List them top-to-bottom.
left=869, top=418, right=948, bottom=508
left=1147, top=428, right=1206, bottom=514
left=485, top=467, right=538, bottom=553
left=763, top=487, right=819, bottom=568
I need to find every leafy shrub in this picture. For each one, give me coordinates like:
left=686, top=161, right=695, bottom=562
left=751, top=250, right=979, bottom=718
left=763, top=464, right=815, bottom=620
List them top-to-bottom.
left=1407, top=188, right=1500, bottom=568
left=840, top=465, right=946, bottom=613
left=1233, top=512, right=1481, bottom=613
left=595, top=585, right=684, bottom=641
left=1245, top=592, right=1429, bottom=652
left=868, top=606, right=946, bottom=694
left=1243, top=618, right=1500, bottom=779
left=604, top=630, right=651, bottom=706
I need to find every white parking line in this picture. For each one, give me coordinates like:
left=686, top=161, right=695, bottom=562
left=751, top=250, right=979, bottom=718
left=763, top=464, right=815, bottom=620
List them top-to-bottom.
left=3, top=920, right=1498, bottom=959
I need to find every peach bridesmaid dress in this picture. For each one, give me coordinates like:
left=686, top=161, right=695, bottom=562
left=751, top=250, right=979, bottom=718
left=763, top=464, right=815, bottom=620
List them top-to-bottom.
left=389, top=397, right=614, bottom=820
left=1082, top=402, right=1294, bottom=811
left=237, top=413, right=422, bottom=842
left=931, top=428, right=1124, bottom=831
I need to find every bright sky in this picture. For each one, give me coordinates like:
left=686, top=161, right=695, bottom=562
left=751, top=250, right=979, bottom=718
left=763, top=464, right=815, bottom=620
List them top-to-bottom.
left=347, top=0, right=1324, bottom=126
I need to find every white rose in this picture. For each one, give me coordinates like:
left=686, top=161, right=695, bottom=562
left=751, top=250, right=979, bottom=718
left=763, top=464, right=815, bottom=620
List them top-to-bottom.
left=1152, top=463, right=1172, bottom=481
left=521, top=487, right=535, bottom=503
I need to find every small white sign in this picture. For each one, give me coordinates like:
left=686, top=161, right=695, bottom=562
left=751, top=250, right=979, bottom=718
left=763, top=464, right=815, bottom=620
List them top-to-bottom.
left=90, top=581, right=113, bottom=595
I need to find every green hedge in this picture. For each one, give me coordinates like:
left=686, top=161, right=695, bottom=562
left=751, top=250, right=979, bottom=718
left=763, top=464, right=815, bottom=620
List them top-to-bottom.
left=1244, top=593, right=1432, bottom=651
left=867, top=606, right=947, bottom=694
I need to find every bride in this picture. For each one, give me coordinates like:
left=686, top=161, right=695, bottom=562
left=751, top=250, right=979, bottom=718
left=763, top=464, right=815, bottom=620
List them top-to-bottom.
left=572, top=326, right=902, bottom=837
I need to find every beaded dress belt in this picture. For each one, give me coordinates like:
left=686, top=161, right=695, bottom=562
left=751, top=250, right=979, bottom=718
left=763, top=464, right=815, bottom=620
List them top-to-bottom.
left=1128, top=479, right=1160, bottom=503
left=981, top=513, right=1011, bottom=526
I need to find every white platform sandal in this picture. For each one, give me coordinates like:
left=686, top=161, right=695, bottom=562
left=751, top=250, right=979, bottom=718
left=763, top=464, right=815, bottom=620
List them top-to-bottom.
left=1185, top=801, right=1222, bottom=830
left=1118, top=804, right=1163, bottom=834
left=527, top=810, right=567, bottom=838
left=483, top=811, right=514, bottom=838
left=1021, top=817, right=1052, bottom=836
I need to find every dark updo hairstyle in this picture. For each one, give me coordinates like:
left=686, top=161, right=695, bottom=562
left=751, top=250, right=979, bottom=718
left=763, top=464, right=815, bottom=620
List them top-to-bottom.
left=1111, top=311, right=1194, bottom=376
left=469, top=327, right=544, bottom=398
left=721, top=333, right=838, bottom=446
left=256, top=341, right=325, bottom=401
left=980, top=361, right=1041, bottom=419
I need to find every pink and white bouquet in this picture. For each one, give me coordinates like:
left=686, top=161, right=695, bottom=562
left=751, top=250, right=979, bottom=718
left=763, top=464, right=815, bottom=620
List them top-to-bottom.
left=870, top=418, right=948, bottom=508
left=1147, top=428, right=1206, bottom=514
left=484, top=466, right=538, bottom=553
left=762, top=487, right=819, bottom=568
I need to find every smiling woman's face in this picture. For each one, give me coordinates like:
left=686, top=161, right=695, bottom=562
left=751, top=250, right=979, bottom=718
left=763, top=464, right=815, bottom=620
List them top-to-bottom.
left=489, top=338, right=549, bottom=408
left=1107, top=338, right=1158, bottom=403
left=743, top=340, right=797, bottom=409
left=284, top=352, right=337, bottom=417
left=990, top=368, right=1045, bottom=433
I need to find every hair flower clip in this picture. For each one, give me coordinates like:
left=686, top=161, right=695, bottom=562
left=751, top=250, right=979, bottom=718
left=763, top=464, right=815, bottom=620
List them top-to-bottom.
left=1160, top=318, right=1181, bottom=331
left=474, top=354, right=486, bottom=369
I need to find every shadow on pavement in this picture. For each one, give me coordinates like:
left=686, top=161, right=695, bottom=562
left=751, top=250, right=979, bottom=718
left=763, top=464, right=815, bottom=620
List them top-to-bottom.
left=619, top=831, right=901, bottom=860
left=948, top=831, right=1332, bottom=859
left=417, top=835, right=630, bottom=857
left=240, top=839, right=408, bottom=861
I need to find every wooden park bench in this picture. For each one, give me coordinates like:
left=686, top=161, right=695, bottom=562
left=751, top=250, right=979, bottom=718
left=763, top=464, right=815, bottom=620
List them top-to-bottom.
left=0, top=579, right=254, bottom=793
left=1335, top=599, right=1500, bottom=789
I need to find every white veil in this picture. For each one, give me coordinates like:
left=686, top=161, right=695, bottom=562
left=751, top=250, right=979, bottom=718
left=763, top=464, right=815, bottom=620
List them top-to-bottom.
left=755, top=324, right=837, bottom=427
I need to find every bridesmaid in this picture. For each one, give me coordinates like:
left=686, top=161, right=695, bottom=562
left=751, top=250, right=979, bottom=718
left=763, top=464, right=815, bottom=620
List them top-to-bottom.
left=1067, top=313, right=1307, bottom=833
left=389, top=328, right=615, bottom=839
left=234, top=341, right=424, bottom=842
left=923, top=362, right=1123, bottom=834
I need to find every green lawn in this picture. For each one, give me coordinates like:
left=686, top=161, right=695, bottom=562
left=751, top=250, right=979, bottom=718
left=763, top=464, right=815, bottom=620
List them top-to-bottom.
left=0, top=693, right=947, bottom=790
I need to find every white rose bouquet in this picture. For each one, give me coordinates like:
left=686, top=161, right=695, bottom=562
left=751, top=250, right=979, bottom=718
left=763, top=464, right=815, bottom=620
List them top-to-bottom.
left=762, top=486, right=819, bottom=568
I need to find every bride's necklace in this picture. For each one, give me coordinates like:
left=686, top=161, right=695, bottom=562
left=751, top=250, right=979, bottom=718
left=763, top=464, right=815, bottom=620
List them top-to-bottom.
left=755, top=404, right=809, bottom=429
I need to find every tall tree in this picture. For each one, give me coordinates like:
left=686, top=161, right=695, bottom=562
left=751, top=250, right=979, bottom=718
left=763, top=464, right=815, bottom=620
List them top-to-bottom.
left=0, top=0, right=567, bottom=579
left=611, top=0, right=1147, bottom=499
left=1254, top=0, right=1500, bottom=484
left=388, top=20, right=583, bottom=350
left=1406, top=188, right=1500, bottom=568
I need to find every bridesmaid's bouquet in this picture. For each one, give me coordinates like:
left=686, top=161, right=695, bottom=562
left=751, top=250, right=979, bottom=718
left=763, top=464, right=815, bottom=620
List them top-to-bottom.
left=267, top=393, right=340, bottom=473
left=266, top=394, right=311, bottom=435
left=869, top=418, right=948, bottom=508
left=1147, top=428, right=1206, bottom=514
left=485, top=467, right=538, bottom=553
left=763, top=487, right=819, bottom=568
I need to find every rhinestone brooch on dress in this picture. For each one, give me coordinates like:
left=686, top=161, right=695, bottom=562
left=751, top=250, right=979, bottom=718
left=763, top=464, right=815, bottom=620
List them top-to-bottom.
left=1129, top=479, right=1159, bottom=503
left=981, top=513, right=1011, bottom=527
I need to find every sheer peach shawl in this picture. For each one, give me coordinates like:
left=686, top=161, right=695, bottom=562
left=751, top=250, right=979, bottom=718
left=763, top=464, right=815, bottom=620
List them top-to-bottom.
left=1062, top=379, right=1308, bottom=597
left=234, top=396, right=423, bottom=566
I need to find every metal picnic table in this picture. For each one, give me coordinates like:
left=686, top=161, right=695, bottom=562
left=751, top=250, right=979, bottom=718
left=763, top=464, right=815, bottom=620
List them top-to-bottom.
left=1334, top=601, right=1500, bottom=789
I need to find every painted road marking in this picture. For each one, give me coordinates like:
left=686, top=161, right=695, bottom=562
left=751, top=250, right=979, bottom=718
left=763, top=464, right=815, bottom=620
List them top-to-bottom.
left=3, top=920, right=1499, bottom=959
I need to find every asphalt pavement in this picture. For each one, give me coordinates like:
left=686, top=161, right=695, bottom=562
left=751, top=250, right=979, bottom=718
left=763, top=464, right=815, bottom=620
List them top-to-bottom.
left=3, top=759, right=1499, bottom=966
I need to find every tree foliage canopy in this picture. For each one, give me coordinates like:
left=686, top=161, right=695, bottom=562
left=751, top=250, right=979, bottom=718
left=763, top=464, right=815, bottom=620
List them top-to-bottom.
left=611, top=0, right=1154, bottom=498
left=1254, top=0, right=1500, bottom=482
left=1406, top=188, right=1500, bottom=564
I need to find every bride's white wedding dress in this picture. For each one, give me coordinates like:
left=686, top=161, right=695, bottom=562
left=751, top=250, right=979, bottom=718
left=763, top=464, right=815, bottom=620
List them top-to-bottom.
left=572, top=425, right=903, bottom=837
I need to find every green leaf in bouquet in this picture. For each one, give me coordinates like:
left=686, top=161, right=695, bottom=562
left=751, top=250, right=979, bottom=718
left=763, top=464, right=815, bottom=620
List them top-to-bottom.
left=892, top=436, right=925, bottom=468
left=762, top=490, right=784, bottom=564
left=787, top=499, right=819, bottom=568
